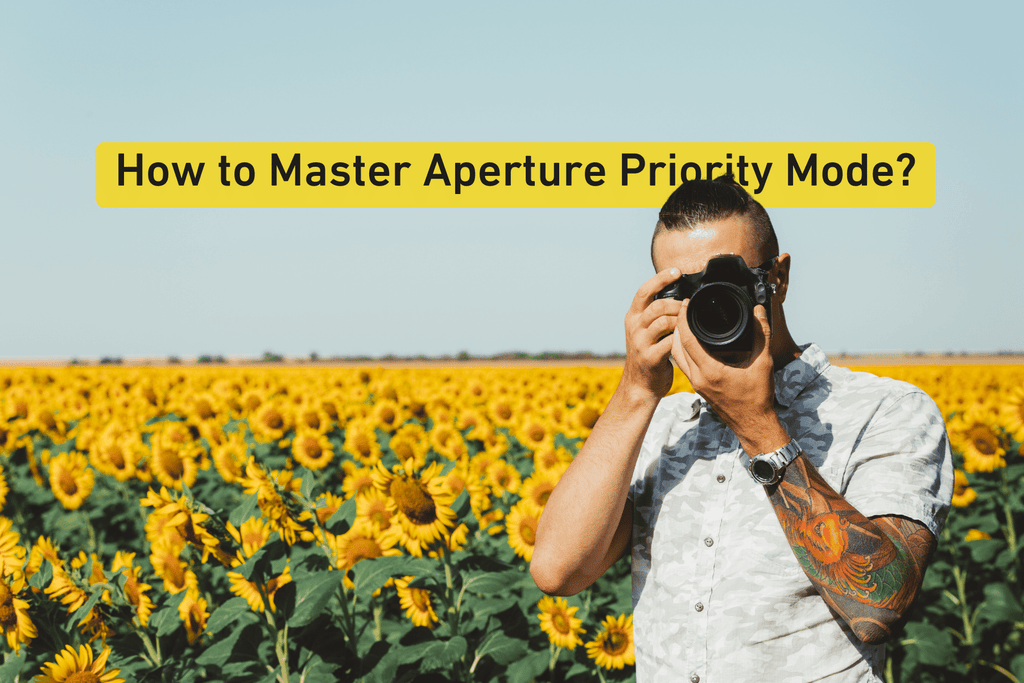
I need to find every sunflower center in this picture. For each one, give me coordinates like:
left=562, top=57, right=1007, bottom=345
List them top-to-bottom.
left=495, top=403, right=512, bottom=420
left=579, top=406, right=600, bottom=429
left=263, top=410, right=283, bottom=430
left=527, top=424, right=545, bottom=442
left=973, top=437, right=996, bottom=455
left=301, top=438, right=322, bottom=460
left=107, top=444, right=126, bottom=469
left=158, top=448, right=184, bottom=480
left=59, top=469, right=79, bottom=496
left=391, top=478, right=437, bottom=525
left=533, top=482, right=554, bottom=506
left=519, top=517, right=537, bottom=546
left=345, top=537, right=382, bottom=566
left=124, top=575, right=141, bottom=605
left=0, top=581, right=16, bottom=628
left=410, top=587, right=430, bottom=612
left=552, top=612, right=570, bottom=634
left=603, top=630, right=628, bottom=655
left=64, top=673, right=101, bottom=683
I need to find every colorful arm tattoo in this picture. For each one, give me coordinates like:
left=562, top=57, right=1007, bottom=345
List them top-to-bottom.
left=765, top=453, right=936, bottom=644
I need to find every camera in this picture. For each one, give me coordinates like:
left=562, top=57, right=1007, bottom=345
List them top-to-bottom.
left=654, top=255, right=775, bottom=353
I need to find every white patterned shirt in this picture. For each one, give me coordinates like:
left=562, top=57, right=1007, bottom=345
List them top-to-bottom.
left=628, top=343, right=954, bottom=683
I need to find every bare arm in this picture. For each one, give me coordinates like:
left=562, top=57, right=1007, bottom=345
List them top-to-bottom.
left=531, top=267, right=684, bottom=596
left=766, top=454, right=935, bottom=643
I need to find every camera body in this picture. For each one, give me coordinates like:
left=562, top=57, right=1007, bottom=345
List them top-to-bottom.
left=654, top=255, right=774, bottom=353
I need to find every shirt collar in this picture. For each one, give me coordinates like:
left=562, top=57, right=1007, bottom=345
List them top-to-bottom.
left=773, top=342, right=830, bottom=408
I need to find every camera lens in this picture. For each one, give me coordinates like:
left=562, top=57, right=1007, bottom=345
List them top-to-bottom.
left=688, top=283, right=751, bottom=346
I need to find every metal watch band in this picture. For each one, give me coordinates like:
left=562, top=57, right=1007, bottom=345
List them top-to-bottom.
left=747, top=439, right=801, bottom=485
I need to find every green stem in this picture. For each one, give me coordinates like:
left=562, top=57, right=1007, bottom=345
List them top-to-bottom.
left=1003, top=499, right=1018, bottom=583
left=953, top=565, right=974, bottom=646
left=133, top=622, right=161, bottom=668
left=275, top=622, right=290, bottom=683
left=548, top=641, right=562, bottom=672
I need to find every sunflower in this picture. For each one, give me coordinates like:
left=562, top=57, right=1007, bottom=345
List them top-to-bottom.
left=1000, top=385, right=1024, bottom=442
left=372, top=399, right=407, bottom=433
left=249, top=400, right=292, bottom=444
left=951, top=410, right=1006, bottom=472
left=516, top=418, right=555, bottom=454
left=343, top=419, right=382, bottom=465
left=89, top=420, right=143, bottom=482
left=429, top=423, right=466, bottom=461
left=388, top=424, right=429, bottom=470
left=212, top=429, right=250, bottom=484
left=291, top=429, right=335, bottom=470
left=48, top=451, right=95, bottom=510
left=239, top=459, right=314, bottom=546
left=372, top=460, right=458, bottom=555
left=487, top=460, right=522, bottom=496
left=341, top=463, right=378, bottom=499
left=0, top=464, right=8, bottom=511
left=521, top=467, right=565, bottom=508
left=951, top=469, right=977, bottom=508
left=140, top=487, right=232, bottom=566
left=354, top=489, right=394, bottom=534
left=506, top=499, right=542, bottom=562
left=225, top=516, right=274, bottom=564
left=0, top=517, right=26, bottom=577
left=964, top=529, right=992, bottom=541
left=26, top=536, right=62, bottom=579
left=149, top=538, right=199, bottom=595
left=111, top=551, right=154, bottom=628
left=227, top=565, right=292, bottom=613
left=0, top=570, right=36, bottom=653
left=394, top=576, right=439, bottom=628
left=179, top=588, right=209, bottom=644
left=537, top=596, right=585, bottom=650
left=585, top=614, right=635, bottom=670
left=34, top=643, right=124, bottom=683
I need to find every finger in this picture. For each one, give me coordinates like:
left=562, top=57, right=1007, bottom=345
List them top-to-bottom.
left=630, top=267, right=681, bottom=313
left=638, top=297, right=684, bottom=331
left=674, top=299, right=709, bottom=366
left=752, top=304, right=772, bottom=358
left=670, top=326, right=691, bottom=379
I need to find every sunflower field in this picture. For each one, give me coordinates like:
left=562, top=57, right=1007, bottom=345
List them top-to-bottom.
left=0, top=364, right=1020, bottom=683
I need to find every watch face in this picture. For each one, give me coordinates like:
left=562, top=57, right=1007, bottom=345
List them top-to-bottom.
left=751, top=459, right=776, bottom=483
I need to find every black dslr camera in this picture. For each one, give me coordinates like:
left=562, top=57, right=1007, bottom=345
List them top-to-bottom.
left=655, top=255, right=775, bottom=353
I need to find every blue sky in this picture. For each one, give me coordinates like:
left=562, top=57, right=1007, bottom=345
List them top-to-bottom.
left=2, top=1, right=1021, bottom=359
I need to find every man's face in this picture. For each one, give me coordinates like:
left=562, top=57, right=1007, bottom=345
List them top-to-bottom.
left=652, top=214, right=785, bottom=364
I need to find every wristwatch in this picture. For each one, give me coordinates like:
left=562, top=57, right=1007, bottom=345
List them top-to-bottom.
left=747, top=439, right=801, bottom=485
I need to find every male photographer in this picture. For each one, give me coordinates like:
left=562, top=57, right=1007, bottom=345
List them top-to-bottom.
left=532, top=175, right=954, bottom=682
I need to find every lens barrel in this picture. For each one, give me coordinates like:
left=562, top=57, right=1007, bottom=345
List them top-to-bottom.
left=687, top=282, right=754, bottom=347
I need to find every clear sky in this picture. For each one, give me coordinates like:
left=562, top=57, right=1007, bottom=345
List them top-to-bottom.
left=2, top=1, right=1021, bottom=359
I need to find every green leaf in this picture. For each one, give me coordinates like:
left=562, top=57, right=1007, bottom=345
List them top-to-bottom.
left=451, top=489, right=471, bottom=519
left=229, top=492, right=260, bottom=527
left=325, top=496, right=357, bottom=535
left=236, top=538, right=287, bottom=581
left=968, top=539, right=1005, bottom=563
left=352, top=555, right=435, bottom=600
left=28, top=560, right=52, bottom=590
left=461, top=570, right=525, bottom=595
left=288, top=571, right=344, bottom=628
left=978, top=582, right=1024, bottom=623
left=70, top=585, right=107, bottom=627
left=150, top=591, right=188, bottom=637
left=207, top=597, right=252, bottom=633
left=902, top=621, right=954, bottom=666
left=475, top=631, right=529, bottom=666
left=421, top=636, right=467, bottom=670
left=0, top=648, right=26, bottom=681
left=505, top=648, right=548, bottom=683
left=1011, top=653, right=1024, bottom=681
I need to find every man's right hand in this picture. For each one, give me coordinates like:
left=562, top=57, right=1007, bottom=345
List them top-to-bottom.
left=621, top=267, right=685, bottom=401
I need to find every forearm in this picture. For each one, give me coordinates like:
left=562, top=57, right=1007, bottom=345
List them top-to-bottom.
left=532, top=384, right=658, bottom=595
left=765, top=451, right=930, bottom=644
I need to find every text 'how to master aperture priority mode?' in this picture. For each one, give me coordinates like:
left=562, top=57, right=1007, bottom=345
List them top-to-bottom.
left=96, top=142, right=935, bottom=208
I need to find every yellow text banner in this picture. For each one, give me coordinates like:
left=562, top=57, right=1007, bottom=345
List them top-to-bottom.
left=96, top=142, right=935, bottom=208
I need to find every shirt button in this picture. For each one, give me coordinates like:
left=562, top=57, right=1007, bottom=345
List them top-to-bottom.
left=716, top=474, right=726, bottom=483
left=704, top=537, right=714, bottom=547
left=694, top=602, right=704, bottom=612
left=690, top=676, right=700, bottom=683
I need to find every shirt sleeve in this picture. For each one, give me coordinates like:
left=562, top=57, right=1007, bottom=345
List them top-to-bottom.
left=840, top=389, right=955, bottom=538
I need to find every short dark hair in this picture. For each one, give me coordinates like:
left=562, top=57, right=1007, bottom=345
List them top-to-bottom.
left=652, top=174, right=778, bottom=266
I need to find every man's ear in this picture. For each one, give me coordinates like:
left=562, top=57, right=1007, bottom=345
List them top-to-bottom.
left=774, top=253, right=791, bottom=304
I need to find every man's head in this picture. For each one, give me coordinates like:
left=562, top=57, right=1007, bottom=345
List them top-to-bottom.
left=651, top=174, right=778, bottom=271
left=651, top=174, right=796, bottom=366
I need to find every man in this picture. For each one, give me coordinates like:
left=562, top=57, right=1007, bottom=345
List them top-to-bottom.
left=531, top=175, right=954, bottom=682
